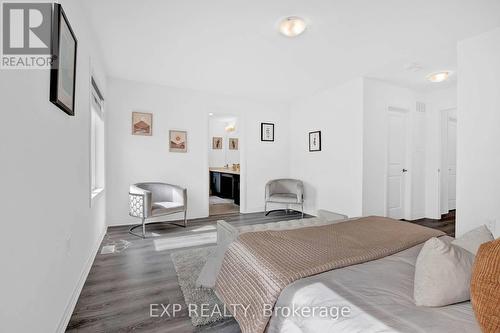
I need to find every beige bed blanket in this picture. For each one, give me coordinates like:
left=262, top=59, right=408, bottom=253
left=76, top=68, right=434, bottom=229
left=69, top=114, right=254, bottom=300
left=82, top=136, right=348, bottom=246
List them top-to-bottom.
left=214, top=216, right=444, bottom=333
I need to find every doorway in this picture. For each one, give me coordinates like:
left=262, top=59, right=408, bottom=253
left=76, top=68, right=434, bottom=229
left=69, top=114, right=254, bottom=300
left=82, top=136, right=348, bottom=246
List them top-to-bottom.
left=386, top=107, right=410, bottom=219
left=440, top=108, right=457, bottom=214
left=208, top=114, right=241, bottom=216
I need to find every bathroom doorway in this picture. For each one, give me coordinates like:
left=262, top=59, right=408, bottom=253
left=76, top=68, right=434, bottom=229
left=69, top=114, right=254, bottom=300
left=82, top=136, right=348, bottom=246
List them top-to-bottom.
left=208, top=114, right=241, bottom=216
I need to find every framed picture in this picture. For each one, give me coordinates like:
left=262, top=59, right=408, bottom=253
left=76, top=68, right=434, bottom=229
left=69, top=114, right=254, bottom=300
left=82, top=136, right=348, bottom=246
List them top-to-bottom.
left=49, top=4, right=78, bottom=116
left=131, top=112, right=152, bottom=136
left=261, top=123, right=274, bottom=142
left=170, top=130, right=187, bottom=152
left=309, top=131, right=321, bottom=152
left=213, top=137, right=223, bottom=149
left=229, top=138, right=239, bottom=150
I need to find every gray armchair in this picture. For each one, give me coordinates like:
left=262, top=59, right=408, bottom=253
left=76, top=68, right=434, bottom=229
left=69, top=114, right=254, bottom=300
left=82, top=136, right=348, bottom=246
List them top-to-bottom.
left=265, top=179, right=304, bottom=218
left=129, top=182, right=187, bottom=238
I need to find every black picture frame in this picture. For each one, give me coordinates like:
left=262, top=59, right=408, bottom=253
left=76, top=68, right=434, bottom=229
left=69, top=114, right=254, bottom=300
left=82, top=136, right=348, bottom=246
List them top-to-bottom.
left=50, top=4, right=78, bottom=116
left=261, top=123, right=275, bottom=142
left=309, top=131, right=321, bottom=152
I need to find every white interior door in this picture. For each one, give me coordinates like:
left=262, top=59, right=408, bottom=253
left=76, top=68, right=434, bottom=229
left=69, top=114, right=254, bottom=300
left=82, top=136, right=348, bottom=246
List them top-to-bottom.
left=440, top=109, right=457, bottom=214
left=387, top=110, right=408, bottom=219
left=447, top=118, right=457, bottom=210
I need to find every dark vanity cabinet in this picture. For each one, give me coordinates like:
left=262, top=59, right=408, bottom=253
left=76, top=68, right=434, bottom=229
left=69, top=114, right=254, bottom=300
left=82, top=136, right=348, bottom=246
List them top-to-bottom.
left=210, top=171, right=240, bottom=205
left=211, top=172, right=221, bottom=194
left=220, top=173, right=233, bottom=198
left=233, top=176, right=240, bottom=205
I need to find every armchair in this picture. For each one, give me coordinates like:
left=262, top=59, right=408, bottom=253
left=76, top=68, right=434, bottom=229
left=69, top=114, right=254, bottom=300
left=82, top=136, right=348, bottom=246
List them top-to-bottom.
left=265, top=179, right=304, bottom=218
left=129, top=182, right=187, bottom=238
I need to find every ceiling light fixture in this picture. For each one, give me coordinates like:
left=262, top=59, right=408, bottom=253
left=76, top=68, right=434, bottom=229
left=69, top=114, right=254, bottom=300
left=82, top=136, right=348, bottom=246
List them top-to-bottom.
left=279, top=16, right=307, bottom=37
left=426, top=71, right=451, bottom=83
left=225, top=124, right=236, bottom=132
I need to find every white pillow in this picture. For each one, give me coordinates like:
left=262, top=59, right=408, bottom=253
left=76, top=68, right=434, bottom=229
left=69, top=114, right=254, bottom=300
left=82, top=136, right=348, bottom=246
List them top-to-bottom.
left=452, top=225, right=494, bottom=255
left=414, top=237, right=475, bottom=307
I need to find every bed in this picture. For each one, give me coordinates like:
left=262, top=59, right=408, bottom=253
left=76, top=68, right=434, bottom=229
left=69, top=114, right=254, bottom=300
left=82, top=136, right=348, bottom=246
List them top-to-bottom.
left=211, top=217, right=481, bottom=333
left=267, top=237, right=480, bottom=333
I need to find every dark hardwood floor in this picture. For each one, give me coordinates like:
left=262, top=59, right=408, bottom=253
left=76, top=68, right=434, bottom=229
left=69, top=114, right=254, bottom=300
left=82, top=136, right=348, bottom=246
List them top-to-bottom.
left=67, top=210, right=455, bottom=332
left=405, top=210, right=456, bottom=237
left=67, top=211, right=308, bottom=333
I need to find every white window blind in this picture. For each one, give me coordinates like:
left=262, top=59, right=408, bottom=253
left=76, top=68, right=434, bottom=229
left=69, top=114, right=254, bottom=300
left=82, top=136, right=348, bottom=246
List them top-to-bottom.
left=90, top=78, right=105, bottom=200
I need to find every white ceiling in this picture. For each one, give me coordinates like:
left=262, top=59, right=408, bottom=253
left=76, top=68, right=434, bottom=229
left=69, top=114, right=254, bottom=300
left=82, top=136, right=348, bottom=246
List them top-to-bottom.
left=84, top=0, right=500, bottom=102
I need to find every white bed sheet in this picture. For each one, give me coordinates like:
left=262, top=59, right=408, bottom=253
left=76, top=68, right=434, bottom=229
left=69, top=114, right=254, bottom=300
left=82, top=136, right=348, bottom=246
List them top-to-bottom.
left=267, top=236, right=480, bottom=333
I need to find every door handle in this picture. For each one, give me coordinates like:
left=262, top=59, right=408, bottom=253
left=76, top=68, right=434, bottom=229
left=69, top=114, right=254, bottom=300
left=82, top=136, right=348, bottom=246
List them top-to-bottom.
left=402, top=169, right=408, bottom=173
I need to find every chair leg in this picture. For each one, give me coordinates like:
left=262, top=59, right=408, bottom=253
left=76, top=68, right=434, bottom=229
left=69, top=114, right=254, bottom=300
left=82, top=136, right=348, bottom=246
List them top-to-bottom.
left=264, top=202, right=268, bottom=216
left=301, top=203, right=304, bottom=219
left=183, top=210, right=187, bottom=227
left=142, top=218, right=146, bottom=238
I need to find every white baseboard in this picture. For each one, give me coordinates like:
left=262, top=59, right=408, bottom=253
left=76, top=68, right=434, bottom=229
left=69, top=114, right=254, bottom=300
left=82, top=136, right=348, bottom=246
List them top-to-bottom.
left=56, top=226, right=107, bottom=333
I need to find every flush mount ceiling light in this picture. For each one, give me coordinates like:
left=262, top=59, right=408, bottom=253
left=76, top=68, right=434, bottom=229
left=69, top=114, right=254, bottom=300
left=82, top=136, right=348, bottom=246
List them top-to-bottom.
left=279, top=16, right=307, bottom=37
left=426, top=71, right=452, bottom=83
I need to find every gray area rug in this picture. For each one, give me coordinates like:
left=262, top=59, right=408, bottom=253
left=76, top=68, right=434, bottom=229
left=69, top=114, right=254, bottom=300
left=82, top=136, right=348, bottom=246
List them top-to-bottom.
left=171, top=246, right=231, bottom=326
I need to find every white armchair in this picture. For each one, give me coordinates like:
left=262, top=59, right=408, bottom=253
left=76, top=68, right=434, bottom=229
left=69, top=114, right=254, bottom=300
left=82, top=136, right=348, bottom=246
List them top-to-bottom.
left=265, top=179, right=304, bottom=218
left=129, top=182, right=187, bottom=238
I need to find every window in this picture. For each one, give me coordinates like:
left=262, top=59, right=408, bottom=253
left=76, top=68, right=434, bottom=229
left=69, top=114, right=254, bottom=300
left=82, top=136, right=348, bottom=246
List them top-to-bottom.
left=90, top=78, right=105, bottom=200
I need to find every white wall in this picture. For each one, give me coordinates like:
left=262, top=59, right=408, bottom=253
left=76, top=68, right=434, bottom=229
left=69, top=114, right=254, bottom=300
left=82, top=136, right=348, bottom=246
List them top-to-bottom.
left=0, top=1, right=107, bottom=332
left=457, top=27, right=500, bottom=238
left=288, top=77, right=455, bottom=220
left=106, top=78, right=290, bottom=225
left=289, top=78, right=364, bottom=217
left=362, top=78, right=427, bottom=220
left=209, top=117, right=240, bottom=167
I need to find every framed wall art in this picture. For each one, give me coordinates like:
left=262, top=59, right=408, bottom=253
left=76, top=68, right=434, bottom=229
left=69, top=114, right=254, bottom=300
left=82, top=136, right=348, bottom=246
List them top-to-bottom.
left=49, top=4, right=78, bottom=116
left=131, top=112, right=152, bottom=136
left=261, top=123, right=274, bottom=142
left=170, top=130, right=187, bottom=152
left=309, top=131, right=321, bottom=152
left=213, top=137, right=223, bottom=149
left=229, top=138, right=239, bottom=150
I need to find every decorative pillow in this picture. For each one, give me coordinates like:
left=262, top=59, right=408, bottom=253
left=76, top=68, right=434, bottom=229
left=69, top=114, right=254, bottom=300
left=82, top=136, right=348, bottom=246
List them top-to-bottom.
left=452, top=225, right=494, bottom=255
left=414, top=237, right=475, bottom=307
left=470, top=238, right=500, bottom=333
